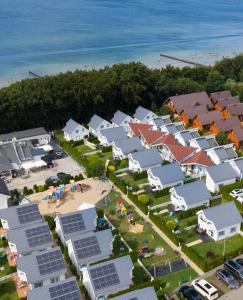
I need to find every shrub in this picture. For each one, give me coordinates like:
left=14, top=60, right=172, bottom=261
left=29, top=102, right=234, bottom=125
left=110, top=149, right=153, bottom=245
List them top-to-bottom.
left=88, top=135, right=99, bottom=145
left=71, top=139, right=84, bottom=147
left=102, top=146, right=112, bottom=153
left=87, top=159, right=105, bottom=177
left=120, top=159, right=128, bottom=168
left=108, top=165, right=116, bottom=172
left=133, top=171, right=147, bottom=181
left=33, top=184, right=38, bottom=193
left=38, top=185, right=45, bottom=193
left=23, top=186, right=29, bottom=195
left=28, top=188, right=33, bottom=195
left=152, top=188, right=170, bottom=198
left=127, top=191, right=148, bottom=215
left=138, top=194, right=150, bottom=205
left=177, top=205, right=206, bottom=220
left=96, top=209, right=104, bottom=218
left=44, top=215, right=56, bottom=231
left=166, top=220, right=176, bottom=231
left=130, top=251, right=139, bottom=262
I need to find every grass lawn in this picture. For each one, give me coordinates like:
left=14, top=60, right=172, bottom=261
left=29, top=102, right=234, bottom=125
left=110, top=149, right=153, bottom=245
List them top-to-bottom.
left=55, top=130, right=65, bottom=143
left=75, top=144, right=94, bottom=155
left=87, top=152, right=112, bottom=165
left=122, top=175, right=148, bottom=186
left=149, top=194, right=170, bottom=206
left=178, top=228, right=199, bottom=244
left=192, top=235, right=243, bottom=257
left=0, top=258, right=16, bottom=277
left=0, top=279, right=19, bottom=300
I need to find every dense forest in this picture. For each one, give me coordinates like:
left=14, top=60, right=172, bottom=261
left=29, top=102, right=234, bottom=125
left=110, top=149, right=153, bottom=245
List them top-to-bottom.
left=1, top=55, right=243, bottom=133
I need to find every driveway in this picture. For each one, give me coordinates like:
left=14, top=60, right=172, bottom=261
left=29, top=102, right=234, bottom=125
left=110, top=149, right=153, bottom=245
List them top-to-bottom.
left=219, top=286, right=243, bottom=299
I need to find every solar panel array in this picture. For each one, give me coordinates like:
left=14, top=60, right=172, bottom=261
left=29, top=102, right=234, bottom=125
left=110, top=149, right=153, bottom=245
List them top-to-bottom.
left=176, top=124, right=185, bottom=131
left=191, top=131, right=200, bottom=138
left=208, top=138, right=218, bottom=148
left=225, top=147, right=237, bottom=159
left=17, top=204, right=41, bottom=224
left=61, top=213, right=86, bottom=235
left=26, top=224, right=52, bottom=248
left=73, top=236, right=101, bottom=260
left=36, top=249, right=65, bottom=275
left=90, top=263, right=120, bottom=291
left=49, top=280, right=81, bottom=300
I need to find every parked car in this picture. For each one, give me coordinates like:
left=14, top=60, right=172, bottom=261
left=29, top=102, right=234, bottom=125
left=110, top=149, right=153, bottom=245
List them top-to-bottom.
left=230, top=189, right=243, bottom=198
left=236, top=195, right=243, bottom=204
left=236, top=258, right=243, bottom=267
left=224, top=260, right=243, bottom=283
left=216, top=269, right=240, bottom=289
left=192, top=279, right=218, bottom=300
left=178, top=285, right=204, bottom=300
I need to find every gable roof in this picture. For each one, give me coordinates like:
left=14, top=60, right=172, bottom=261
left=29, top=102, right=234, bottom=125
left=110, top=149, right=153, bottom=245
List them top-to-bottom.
left=210, top=91, right=232, bottom=104
left=166, top=92, right=212, bottom=113
left=215, top=96, right=240, bottom=110
left=224, top=103, right=243, bottom=116
left=181, top=105, right=208, bottom=120
left=134, top=106, right=155, bottom=121
left=112, top=110, right=131, bottom=125
left=194, top=110, right=222, bottom=125
left=88, top=114, right=109, bottom=130
left=150, top=116, right=171, bottom=128
left=212, top=117, right=241, bottom=132
left=63, top=118, right=83, bottom=135
left=128, top=123, right=153, bottom=136
left=161, top=123, right=185, bottom=134
left=230, top=126, right=243, bottom=141
left=0, top=127, right=48, bottom=142
left=99, top=127, right=127, bottom=143
left=175, top=129, right=200, bottom=144
left=140, top=130, right=166, bottom=145
left=155, top=132, right=178, bottom=146
left=190, top=136, right=218, bottom=150
left=113, top=137, right=144, bottom=155
left=166, top=144, right=196, bottom=162
left=207, top=145, right=237, bottom=162
left=130, top=149, right=162, bottom=168
left=182, top=150, right=214, bottom=167
left=231, top=157, right=243, bottom=174
left=206, top=162, right=238, bottom=182
left=149, top=163, right=184, bottom=185
left=174, top=181, right=211, bottom=206
left=201, top=201, right=242, bottom=230
left=27, top=277, right=82, bottom=300
left=111, top=287, right=158, bottom=300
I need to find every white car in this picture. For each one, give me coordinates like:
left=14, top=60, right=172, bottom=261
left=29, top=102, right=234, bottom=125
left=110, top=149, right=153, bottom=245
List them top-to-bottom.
left=230, top=189, right=243, bottom=198
left=237, top=195, right=243, bottom=204
left=192, top=279, right=218, bottom=300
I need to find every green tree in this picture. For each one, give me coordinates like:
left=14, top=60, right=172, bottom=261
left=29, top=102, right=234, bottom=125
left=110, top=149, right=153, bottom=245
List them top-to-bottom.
left=206, top=71, right=225, bottom=92
left=216, top=131, right=228, bottom=145
left=87, top=159, right=105, bottom=177
left=137, top=194, right=150, bottom=205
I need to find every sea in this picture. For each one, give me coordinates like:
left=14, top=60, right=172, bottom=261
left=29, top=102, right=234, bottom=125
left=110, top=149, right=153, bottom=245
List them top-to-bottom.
left=1, top=0, right=243, bottom=86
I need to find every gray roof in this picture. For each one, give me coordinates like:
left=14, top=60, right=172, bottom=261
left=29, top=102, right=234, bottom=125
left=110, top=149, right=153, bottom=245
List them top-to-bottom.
left=134, top=106, right=154, bottom=121
left=112, top=110, right=131, bottom=125
left=88, top=114, right=108, bottom=130
left=152, top=116, right=171, bottom=128
left=63, top=118, right=82, bottom=135
left=161, top=123, right=185, bottom=134
left=0, top=127, right=48, bottom=142
left=99, top=127, right=127, bottom=143
left=177, top=130, right=200, bottom=144
left=113, top=137, right=144, bottom=155
left=192, top=137, right=218, bottom=150
left=212, top=146, right=237, bottom=162
left=31, top=148, right=45, bottom=157
left=130, top=149, right=162, bottom=168
left=0, top=150, right=13, bottom=172
left=232, top=158, right=243, bottom=173
left=206, top=162, right=238, bottom=182
left=150, top=163, right=184, bottom=185
left=0, top=178, right=9, bottom=195
left=174, top=181, right=211, bottom=206
left=202, top=201, right=242, bottom=230
left=0, top=203, right=42, bottom=229
left=8, top=222, right=52, bottom=254
left=69, top=229, right=113, bottom=265
left=17, top=247, right=66, bottom=283
left=86, top=255, right=133, bottom=297
left=27, top=277, right=82, bottom=300
left=111, top=287, right=158, bottom=300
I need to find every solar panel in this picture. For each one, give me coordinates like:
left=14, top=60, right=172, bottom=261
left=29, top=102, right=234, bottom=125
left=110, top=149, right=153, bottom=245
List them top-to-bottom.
left=177, top=124, right=185, bottom=131
left=191, top=131, right=200, bottom=138
left=225, top=147, right=237, bottom=159
left=17, top=204, right=41, bottom=224
left=61, top=213, right=86, bottom=235
left=26, top=224, right=52, bottom=248
left=74, top=236, right=101, bottom=260
left=36, top=249, right=65, bottom=275
left=90, top=263, right=120, bottom=291
left=49, top=280, right=81, bottom=300
left=129, top=298, right=138, bottom=300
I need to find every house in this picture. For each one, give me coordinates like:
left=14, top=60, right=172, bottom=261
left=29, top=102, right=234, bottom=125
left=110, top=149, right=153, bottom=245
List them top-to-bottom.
left=210, top=90, right=232, bottom=104
left=165, top=91, right=212, bottom=114
left=214, top=96, right=240, bottom=112
left=222, top=103, right=243, bottom=121
left=133, top=106, right=157, bottom=123
left=179, top=106, right=207, bottom=126
left=111, top=110, right=133, bottom=132
left=192, top=111, right=222, bottom=131
left=88, top=114, right=112, bottom=136
left=149, top=116, right=171, bottom=130
left=210, top=117, right=241, bottom=135
left=63, top=118, right=89, bottom=141
left=127, top=122, right=153, bottom=137
left=160, top=122, right=185, bottom=134
left=0, top=127, right=50, bottom=145
left=97, top=127, right=127, bottom=146
left=228, top=127, right=243, bottom=149
left=174, top=129, right=200, bottom=146
left=140, top=130, right=166, bottom=148
left=189, top=136, right=218, bottom=150
left=112, top=137, right=144, bottom=160
left=160, top=143, right=196, bottom=163
left=205, top=144, right=238, bottom=165
left=128, top=149, right=162, bottom=172
left=181, top=150, right=214, bottom=176
left=229, top=157, right=243, bottom=179
left=205, top=162, right=238, bottom=193
left=147, top=163, right=184, bottom=190
left=171, top=181, right=211, bottom=211
left=197, top=201, right=242, bottom=241
left=0, top=203, right=42, bottom=232
left=55, top=208, right=97, bottom=245
left=8, top=222, right=52, bottom=257
left=67, top=229, right=113, bottom=272
left=17, top=247, right=66, bottom=290
left=81, top=255, right=133, bottom=300
left=27, top=277, right=82, bottom=300
left=111, top=287, right=158, bottom=300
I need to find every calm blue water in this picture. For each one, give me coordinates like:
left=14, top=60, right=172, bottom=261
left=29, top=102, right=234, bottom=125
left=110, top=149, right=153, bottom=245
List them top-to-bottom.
left=1, top=0, right=243, bottom=86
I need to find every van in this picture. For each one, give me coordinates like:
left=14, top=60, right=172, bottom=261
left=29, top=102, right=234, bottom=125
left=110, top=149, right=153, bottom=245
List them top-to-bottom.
left=224, top=259, right=243, bottom=282
left=192, top=279, right=218, bottom=300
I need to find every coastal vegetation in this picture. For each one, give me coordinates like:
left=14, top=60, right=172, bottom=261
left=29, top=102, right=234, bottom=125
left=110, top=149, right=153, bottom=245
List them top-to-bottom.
left=0, top=55, right=243, bottom=133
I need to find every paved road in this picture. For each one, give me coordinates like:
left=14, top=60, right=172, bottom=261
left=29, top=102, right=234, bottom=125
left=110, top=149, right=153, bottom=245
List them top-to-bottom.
left=0, top=272, right=16, bottom=282
left=219, top=286, right=243, bottom=300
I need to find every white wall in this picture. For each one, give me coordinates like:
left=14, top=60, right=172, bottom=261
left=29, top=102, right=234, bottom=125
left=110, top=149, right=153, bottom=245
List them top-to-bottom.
left=206, top=174, right=236, bottom=193
left=55, top=218, right=66, bottom=245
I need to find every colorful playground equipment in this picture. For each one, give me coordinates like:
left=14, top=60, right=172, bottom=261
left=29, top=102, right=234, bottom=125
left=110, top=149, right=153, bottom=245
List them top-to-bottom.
left=116, top=199, right=127, bottom=217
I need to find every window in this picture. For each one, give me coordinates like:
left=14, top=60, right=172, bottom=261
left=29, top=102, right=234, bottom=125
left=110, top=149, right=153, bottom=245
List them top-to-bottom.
left=101, top=125, right=104, bottom=129
left=75, top=129, right=79, bottom=133
left=230, top=227, right=237, bottom=233
left=218, top=230, right=225, bottom=237
left=51, top=277, right=60, bottom=284
left=34, top=282, right=43, bottom=288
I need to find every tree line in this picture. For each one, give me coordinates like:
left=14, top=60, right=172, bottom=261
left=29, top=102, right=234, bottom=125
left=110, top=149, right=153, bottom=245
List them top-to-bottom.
left=0, top=54, right=243, bottom=133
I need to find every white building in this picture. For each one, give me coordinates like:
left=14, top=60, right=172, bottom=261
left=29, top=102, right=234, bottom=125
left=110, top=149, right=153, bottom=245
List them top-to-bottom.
left=133, top=106, right=157, bottom=123
left=111, top=110, right=133, bottom=132
left=88, top=114, right=112, bottom=136
left=63, top=118, right=89, bottom=141
left=160, top=122, right=185, bottom=134
left=97, top=127, right=127, bottom=146
left=189, top=136, right=218, bottom=151
left=112, top=137, right=144, bottom=160
left=205, top=144, right=238, bottom=165
left=128, top=149, right=162, bottom=172
left=229, top=157, right=243, bottom=179
left=170, top=181, right=211, bottom=211
left=197, top=202, right=242, bottom=241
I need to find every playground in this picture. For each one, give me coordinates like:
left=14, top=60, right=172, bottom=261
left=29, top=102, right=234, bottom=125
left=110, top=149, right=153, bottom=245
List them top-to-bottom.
left=28, top=177, right=111, bottom=215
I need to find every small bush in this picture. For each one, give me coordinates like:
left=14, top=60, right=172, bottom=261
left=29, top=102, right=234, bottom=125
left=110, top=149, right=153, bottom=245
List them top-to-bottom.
left=88, top=135, right=99, bottom=144
left=71, top=139, right=84, bottom=147
left=102, top=146, right=112, bottom=153
left=133, top=171, right=147, bottom=181
left=38, top=185, right=45, bottom=193
left=23, top=186, right=29, bottom=195
left=138, top=194, right=150, bottom=205
left=96, top=208, right=104, bottom=218
left=44, top=215, right=56, bottom=231
left=166, top=220, right=176, bottom=231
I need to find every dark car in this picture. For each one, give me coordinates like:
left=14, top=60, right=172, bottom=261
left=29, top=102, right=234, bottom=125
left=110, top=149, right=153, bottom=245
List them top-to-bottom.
left=236, top=258, right=243, bottom=267
left=224, top=260, right=243, bottom=282
left=216, top=269, right=240, bottom=289
left=179, top=285, right=204, bottom=300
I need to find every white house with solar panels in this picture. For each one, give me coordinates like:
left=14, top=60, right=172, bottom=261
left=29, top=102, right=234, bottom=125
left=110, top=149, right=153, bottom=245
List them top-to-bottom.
left=133, top=106, right=157, bottom=123
left=111, top=110, right=133, bottom=132
left=88, top=114, right=112, bottom=136
left=149, top=116, right=171, bottom=131
left=63, top=118, right=89, bottom=141
left=160, top=122, right=185, bottom=134
left=97, top=127, right=127, bottom=147
left=174, top=129, right=200, bottom=146
left=112, top=136, right=144, bottom=160
left=189, top=136, right=218, bottom=150
left=205, top=144, right=238, bottom=165
left=128, top=148, right=162, bottom=172
left=55, top=208, right=97, bottom=245
left=8, top=222, right=52, bottom=256
left=67, top=229, right=113, bottom=272
left=17, top=247, right=66, bottom=289
left=81, top=255, right=133, bottom=300
left=27, top=277, right=83, bottom=300
left=111, top=287, right=158, bottom=300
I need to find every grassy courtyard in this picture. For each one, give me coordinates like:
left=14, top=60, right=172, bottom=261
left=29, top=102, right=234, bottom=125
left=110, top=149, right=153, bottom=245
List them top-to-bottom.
left=75, top=144, right=95, bottom=155
left=87, top=152, right=112, bottom=165
left=122, top=175, right=148, bottom=186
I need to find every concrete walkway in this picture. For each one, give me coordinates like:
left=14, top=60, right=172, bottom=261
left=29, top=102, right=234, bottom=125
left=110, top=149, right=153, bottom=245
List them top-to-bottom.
left=112, top=184, right=204, bottom=276
left=186, top=239, right=203, bottom=247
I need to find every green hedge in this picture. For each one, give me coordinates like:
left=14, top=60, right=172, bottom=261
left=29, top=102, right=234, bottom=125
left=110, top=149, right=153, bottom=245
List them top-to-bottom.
left=87, top=135, right=99, bottom=145
left=70, top=139, right=84, bottom=147
left=102, top=146, right=112, bottom=153
left=108, top=171, right=127, bottom=193
left=132, top=171, right=147, bottom=181
left=152, top=188, right=170, bottom=198
left=177, top=205, right=206, bottom=220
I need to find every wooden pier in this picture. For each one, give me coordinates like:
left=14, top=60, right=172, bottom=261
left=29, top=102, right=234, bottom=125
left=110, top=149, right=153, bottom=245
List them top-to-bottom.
left=160, top=54, right=206, bottom=67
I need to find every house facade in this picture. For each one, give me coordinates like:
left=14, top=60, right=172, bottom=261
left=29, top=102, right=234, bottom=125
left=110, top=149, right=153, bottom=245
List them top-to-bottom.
left=222, top=103, right=243, bottom=121
left=133, top=106, right=157, bottom=123
left=111, top=110, right=133, bottom=132
left=192, top=111, right=222, bottom=131
left=88, top=114, right=112, bottom=136
left=210, top=117, right=240, bottom=135
left=63, top=119, right=89, bottom=141
left=97, top=127, right=127, bottom=146
left=228, top=127, right=243, bottom=149
left=112, top=137, right=144, bottom=160
left=205, top=145, right=238, bottom=165
left=128, top=149, right=162, bottom=172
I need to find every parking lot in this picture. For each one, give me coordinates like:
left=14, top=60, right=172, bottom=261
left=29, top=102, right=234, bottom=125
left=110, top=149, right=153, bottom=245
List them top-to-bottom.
left=7, top=156, right=84, bottom=190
